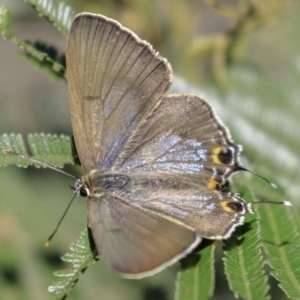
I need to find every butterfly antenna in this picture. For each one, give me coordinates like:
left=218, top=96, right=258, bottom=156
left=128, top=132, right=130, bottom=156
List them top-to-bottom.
left=5, top=149, right=78, bottom=179
left=5, top=149, right=81, bottom=245
left=238, top=166, right=291, bottom=206
left=239, top=166, right=277, bottom=188
left=45, top=192, right=78, bottom=246
left=252, top=200, right=292, bottom=206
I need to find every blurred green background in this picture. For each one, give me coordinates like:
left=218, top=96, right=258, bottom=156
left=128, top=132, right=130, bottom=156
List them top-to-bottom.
left=0, top=0, right=299, bottom=299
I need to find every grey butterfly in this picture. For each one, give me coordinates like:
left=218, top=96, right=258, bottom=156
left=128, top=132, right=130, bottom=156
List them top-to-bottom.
left=66, top=12, right=251, bottom=279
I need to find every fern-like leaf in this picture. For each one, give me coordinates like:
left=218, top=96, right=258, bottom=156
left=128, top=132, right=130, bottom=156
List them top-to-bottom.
left=23, top=0, right=75, bottom=35
left=0, top=6, right=66, bottom=79
left=0, top=6, right=10, bottom=32
left=224, top=68, right=300, bottom=203
left=0, top=133, right=74, bottom=168
left=223, top=185, right=270, bottom=300
left=256, top=191, right=300, bottom=298
left=48, top=228, right=98, bottom=300
left=175, top=240, right=215, bottom=300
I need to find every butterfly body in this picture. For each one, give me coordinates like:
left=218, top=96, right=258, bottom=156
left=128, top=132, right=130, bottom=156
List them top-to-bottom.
left=84, top=171, right=130, bottom=193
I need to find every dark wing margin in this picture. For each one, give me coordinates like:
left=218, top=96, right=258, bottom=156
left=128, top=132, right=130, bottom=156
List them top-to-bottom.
left=67, top=13, right=172, bottom=171
left=87, top=195, right=200, bottom=278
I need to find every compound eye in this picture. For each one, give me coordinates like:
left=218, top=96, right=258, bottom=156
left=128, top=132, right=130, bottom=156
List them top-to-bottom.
left=79, top=186, right=89, bottom=197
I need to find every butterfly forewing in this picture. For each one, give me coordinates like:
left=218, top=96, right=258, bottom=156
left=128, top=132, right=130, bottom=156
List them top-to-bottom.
left=67, top=13, right=172, bottom=171
left=115, top=94, right=241, bottom=184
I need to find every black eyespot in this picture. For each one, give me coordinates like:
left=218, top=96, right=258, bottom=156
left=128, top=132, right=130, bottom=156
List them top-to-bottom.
left=217, top=147, right=234, bottom=165
left=79, top=187, right=88, bottom=197
left=226, top=201, right=245, bottom=213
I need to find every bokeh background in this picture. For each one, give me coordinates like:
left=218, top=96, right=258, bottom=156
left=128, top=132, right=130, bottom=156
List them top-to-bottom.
left=0, top=0, right=299, bottom=299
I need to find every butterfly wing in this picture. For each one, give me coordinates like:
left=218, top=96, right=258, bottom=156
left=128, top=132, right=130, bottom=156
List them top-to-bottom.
left=67, top=13, right=172, bottom=171
left=112, top=94, right=251, bottom=238
left=115, top=94, right=241, bottom=182
left=116, top=174, right=249, bottom=239
left=87, top=195, right=200, bottom=278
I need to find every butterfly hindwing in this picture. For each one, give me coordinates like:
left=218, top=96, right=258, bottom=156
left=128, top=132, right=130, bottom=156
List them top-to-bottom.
left=115, top=173, right=249, bottom=239
left=87, top=195, right=200, bottom=278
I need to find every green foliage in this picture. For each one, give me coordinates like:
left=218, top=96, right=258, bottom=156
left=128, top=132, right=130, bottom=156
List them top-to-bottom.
left=23, top=0, right=75, bottom=35
left=0, top=1, right=299, bottom=300
left=0, top=3, right=68, bottom=79
left=0, top=6, right=10, bottom=31
left=224, top=67, right=300, bottom=198
left=0, top=133, right=74, bottom=168
left=0, top=133, right=28, bottom=167
left=223, top=186, right=270, bottom=300
left=257, top=196, right=300, bottom=298
left=48, top=229, right=98, bottom=300
left=175, top=241, right=215, bottom=300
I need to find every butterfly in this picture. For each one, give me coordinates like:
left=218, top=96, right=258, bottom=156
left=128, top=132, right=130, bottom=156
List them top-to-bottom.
left=66, top=12, right=251, bottom=279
